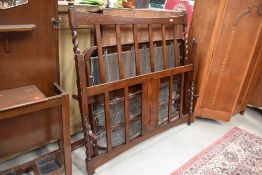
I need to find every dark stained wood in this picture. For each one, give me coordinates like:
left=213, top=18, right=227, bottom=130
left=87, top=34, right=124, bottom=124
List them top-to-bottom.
left=0, top=0, right=62, bottom=162
left=0, top=1, right=72, bottom=174
left=68, top=5, right=192, bottom=174
left=102, top=9, right=183, bottom=46
left=69, top=10, right=186, bottom=26
left=0, top=24, right=37, bottom=33
left=95, top=24, right=106, bottom=83
left=115, top=24, right=124, bottom=79
left=133, top=24, right=141, bottom=76
left=148, top=24, right=155, bottom=72
left=161, top=24, right=168, bottom=69
left=174, top=25, right=179, bottom=67
left=180, top=73, right=185, bottom=118
left=168, top=76, right=173, bottom=124
left=142, top=79, right=160, bottom=133
left=0, top=84, right=72, bottom=175
left=0, top=85, right=46, bottom=111
left=124, top=87, right=130, bottom=143
left=104, top=91, right=112, bottom=151
left=61, top=94, right=72, bottom=175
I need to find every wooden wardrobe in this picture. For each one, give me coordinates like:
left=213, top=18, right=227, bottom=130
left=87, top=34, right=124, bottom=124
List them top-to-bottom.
left=190, top=0, right=262, bottom=121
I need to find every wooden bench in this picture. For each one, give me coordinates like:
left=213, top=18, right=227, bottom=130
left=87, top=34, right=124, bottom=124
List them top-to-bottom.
left=68, top=3, right=196, bottom=174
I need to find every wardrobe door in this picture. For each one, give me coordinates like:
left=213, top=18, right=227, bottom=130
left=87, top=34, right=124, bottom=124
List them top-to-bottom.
left=194, top=0, right=262, bottom=121
left=249, top=74, right=262, bottom=108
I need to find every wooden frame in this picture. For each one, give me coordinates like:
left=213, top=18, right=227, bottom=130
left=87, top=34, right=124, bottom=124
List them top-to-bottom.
left=68, top=4, right=195, bottom=174
left=0, top=83, right=72, bottom=175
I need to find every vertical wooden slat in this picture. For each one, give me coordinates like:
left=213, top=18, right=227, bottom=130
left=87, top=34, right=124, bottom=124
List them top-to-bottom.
left=95, top=24, right=106, bottom=83
left=116, top=24, right=124, bottom=79
left=133, top=24, right=141, bottom=75
left=148, top=24, right=155, bottom=72
left=161, top=24, right=168, bottom=69
left=173, top=25, right=179, bottom=67
left=179, top=73, right=185, bottom=118
left=168, top=75, right=173, bottom=124
left=141, top=82, right=149, bottom=135
left=124, top=87, right=129, bottom=143
left=104, top=91, right=112, bottom=151
left=61, top=94, right=72, bottom=175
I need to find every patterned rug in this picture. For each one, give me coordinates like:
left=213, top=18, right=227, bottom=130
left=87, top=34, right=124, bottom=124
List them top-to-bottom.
left=172, top=127, right=262, bottom=175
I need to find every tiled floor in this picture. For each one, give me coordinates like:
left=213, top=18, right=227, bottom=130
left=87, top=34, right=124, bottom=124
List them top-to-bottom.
left=0, top=108, right=261, bottom=175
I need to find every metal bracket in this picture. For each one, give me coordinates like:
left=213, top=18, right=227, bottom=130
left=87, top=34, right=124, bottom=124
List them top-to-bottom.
left=51, top=18, right=61, bottom=29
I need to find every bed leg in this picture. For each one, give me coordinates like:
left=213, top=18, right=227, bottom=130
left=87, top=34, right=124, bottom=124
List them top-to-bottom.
left=86, top=159, right=95, bottom=175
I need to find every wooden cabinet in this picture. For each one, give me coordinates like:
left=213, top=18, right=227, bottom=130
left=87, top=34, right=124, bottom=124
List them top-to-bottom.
left=191, top=0, right=262, bottom=121
left=0, top=1, right=72, bottom=174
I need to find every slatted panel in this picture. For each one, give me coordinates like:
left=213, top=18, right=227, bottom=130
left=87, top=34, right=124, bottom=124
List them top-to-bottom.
left=69, top=6, right=192, bottom=175
left=95, top=24, right=106, bottom=83
left=133, top=24, right=141, bottom=76
left=86, top=65, right=193, bottom=96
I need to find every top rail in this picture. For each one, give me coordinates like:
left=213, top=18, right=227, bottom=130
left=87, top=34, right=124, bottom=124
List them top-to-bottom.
left=68, top=6, right=187, bottom=27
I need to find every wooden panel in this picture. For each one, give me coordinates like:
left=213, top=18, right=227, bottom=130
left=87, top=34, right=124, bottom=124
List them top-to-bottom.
left=0, top=0, right=59, bottom=160
left=188, top=0, right=223, bottom=94
left=194, top=0, right=262, bottom=121
left=235, top=28, right=262, bottom=112
left=142, top=79, right=160, bottom=134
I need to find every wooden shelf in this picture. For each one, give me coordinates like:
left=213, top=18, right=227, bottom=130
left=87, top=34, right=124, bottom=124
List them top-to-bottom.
left=0, top=24, right=37, bottom=33
left=0, top=85, right=46, bottom=111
